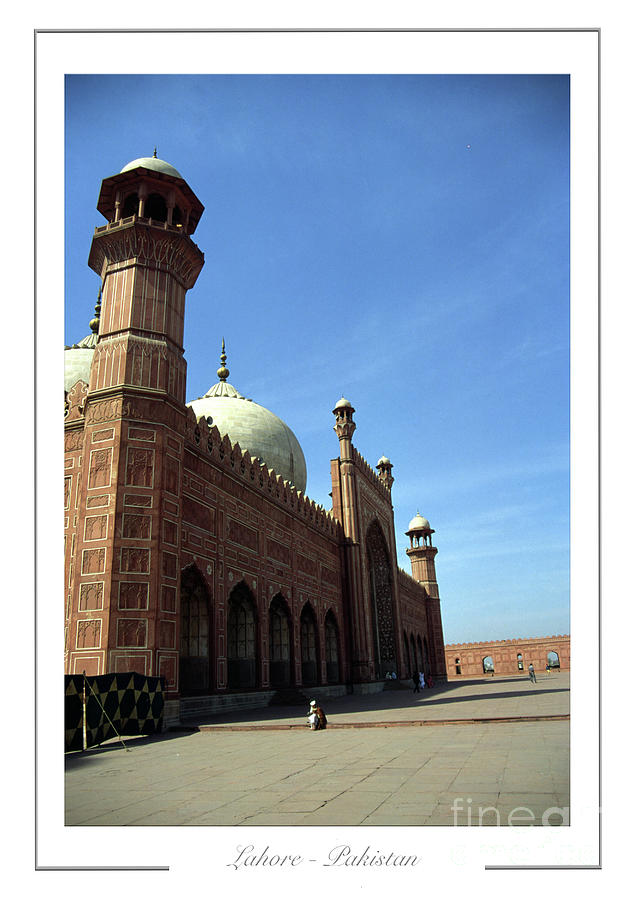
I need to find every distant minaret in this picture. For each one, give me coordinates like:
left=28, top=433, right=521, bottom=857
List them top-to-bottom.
left=376, top=455, right=394, bottom=491
left=405, top=512, right=446, bottom=680
left=405, top=512, right=438, bottom=594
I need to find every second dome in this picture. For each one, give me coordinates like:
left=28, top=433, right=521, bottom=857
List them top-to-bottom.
left=188, top=345, right=307, bottom=493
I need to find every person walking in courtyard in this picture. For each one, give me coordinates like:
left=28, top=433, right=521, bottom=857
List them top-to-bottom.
left=528, top=662, right=536, bottom=683
left=412, top=672, right=420, bottom=693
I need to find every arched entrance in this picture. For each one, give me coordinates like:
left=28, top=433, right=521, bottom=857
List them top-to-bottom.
left=366, top=520, right=397, bottom=676
left=179, top=565, right=212, bottom=695
left=227, top=581, right=258, bottom=690
left=269, top=594, right=292, bottom=687
left=300, top=604, right=319, bottom=686
left=325, top=610, right=340, bottom=683
left=403, top=631, right=411, bottom=677
left=423, top=636, right=431, bottom=676
left=547, top=650, right=560, bottom=670
left=483, top=655, right=494, bottom=674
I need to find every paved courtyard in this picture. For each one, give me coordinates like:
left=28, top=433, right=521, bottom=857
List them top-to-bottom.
left=65, top=673, right=569, bottom=827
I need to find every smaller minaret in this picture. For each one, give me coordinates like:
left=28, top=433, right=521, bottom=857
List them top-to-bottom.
left=333, top=397, right=356, bottom=461
left=376, top=455, right=394, bottom=491
left=405, top=512, right=439, bottom=595
left=405, top=512, right=446, bottom=681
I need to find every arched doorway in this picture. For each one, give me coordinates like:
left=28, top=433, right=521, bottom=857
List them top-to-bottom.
left=366, top=520, right=396, bottom=676
left=179, top=565, right=212, bottom=695
left=227, top=581, right=258, bottom=690
left=269, top=594, right=292, bottom=687
left=300, top=604, right=319, bottom=686
left=325, top=610, right=340, bottom=683
left=403, top=631, right=411, bottom=677
left=423, top=636, right=431, bottom=676
left=547, top=650, right=560, bottom=670
left=517, top=653, right=524, bottom=671
left=483, top=655, right=494, bottom=674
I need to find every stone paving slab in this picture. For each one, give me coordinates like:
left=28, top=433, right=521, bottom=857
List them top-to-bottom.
left=65, top=674, right=569, bottom=827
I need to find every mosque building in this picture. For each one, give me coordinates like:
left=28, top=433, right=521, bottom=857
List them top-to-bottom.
left=64, top=153, right=447, bottom=723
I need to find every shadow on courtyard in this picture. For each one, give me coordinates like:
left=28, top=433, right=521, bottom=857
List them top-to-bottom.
left=64, top=674, right=570, bottom=763
left=181, top=675, right=569, bottom=727
left=64, top=727, right=197, bottom=770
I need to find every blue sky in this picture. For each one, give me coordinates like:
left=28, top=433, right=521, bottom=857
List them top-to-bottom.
left=65, top=74, right=570, bottom=644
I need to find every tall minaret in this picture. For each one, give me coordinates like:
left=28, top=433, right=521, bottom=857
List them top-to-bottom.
left=65, top=153, right=205, bottom=687
left=405, top=512, right=446, bottom=681
left=405, top=513, right=438, bottom=592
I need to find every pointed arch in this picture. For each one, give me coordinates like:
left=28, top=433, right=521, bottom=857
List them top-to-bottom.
left=122, top=191, right=139, bottom=217
left=145, top=191, right=168, bottom=222
left=366, top=519, right=396, bottom=676
left=179, top=564, right=212, bottom=695
left=227, top=580, right=258, bottom=690
left=269, top=593, right=292, bottom=687
left=300, top=602, right=319, bottom=686
left=324, top=609, right=341, bottom=684
left=403, top=630, right=411, bottom=677
left=410, top=633, right=417, bottom=676
left=423, top=636, right=431, bottom=676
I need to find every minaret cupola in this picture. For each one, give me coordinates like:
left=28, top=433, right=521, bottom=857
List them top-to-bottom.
left=93, top=149, right=204, bottom=235
left=376, top=455, right=394, bottom=490
left=406, top=512, right=435, bottom=548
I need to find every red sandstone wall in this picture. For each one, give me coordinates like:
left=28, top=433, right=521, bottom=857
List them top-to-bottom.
left=65, top=397, right=347, bottom=696
left=398, top=570, right=447, bottom=681
left=444, top=636, right=570, bottom=678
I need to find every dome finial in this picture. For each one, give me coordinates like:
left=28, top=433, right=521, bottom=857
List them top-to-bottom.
left=153, top=147, right=158, bottom=158
left=89, top=286, right=102, bottom=334
left=217, top=337, right=229, bottom=382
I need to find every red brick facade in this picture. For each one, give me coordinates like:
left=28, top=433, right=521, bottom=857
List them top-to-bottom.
left=64, top=156, right=447, bottom=713
left=445, top=635, right=570, bottom=678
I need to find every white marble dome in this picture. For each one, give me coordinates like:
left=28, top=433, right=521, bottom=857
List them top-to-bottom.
left=120, top=155, right=183, bottom=179
left=64, top=330, right=97, bottom=393
left=188, top=353, right=307, bottom=492
left=407, top=512, right=431, bottom=533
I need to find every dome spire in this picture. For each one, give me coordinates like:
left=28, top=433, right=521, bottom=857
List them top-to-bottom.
left=153, top=147, right=158, bottom=158
left=89, top=286, right=102, bottom=334
left=217, top=337, right=229, bottom=382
